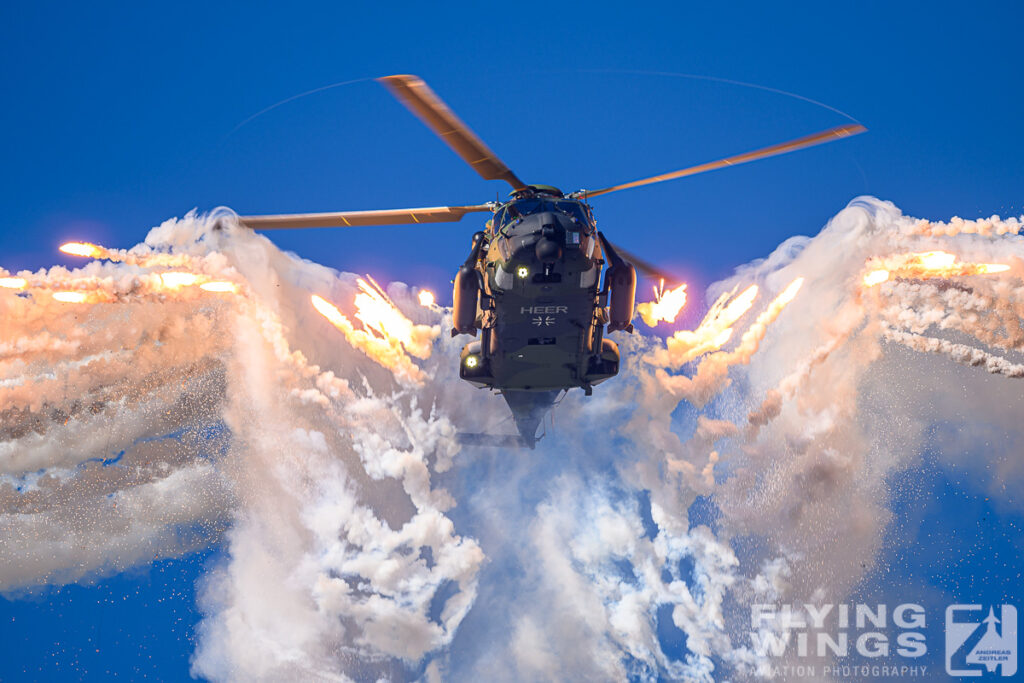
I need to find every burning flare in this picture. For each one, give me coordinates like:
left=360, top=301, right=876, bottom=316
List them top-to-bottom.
left=60, top=242, right=106, bottom=259
left=862, top=250, right=1010, bottom=287
left=862, top=269, right=890, bottom=287
left=158, top=272, right=201, bottom=289
left=0, top=276, right=27, bottom=290
left=638, top=279, right=688, bottom=327
left=200, top=281, right=239, bottom=293
left=418, top=290, right=435, bottom=307
left=52, top=291, right=90, bottom=303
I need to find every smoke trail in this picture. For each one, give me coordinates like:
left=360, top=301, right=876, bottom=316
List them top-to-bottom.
left=1, top=197, right=1022, bottom=681
left=882, top=326, right=1024, bottom=377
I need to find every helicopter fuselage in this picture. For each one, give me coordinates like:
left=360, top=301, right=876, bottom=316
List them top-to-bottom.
left=453, top=189, right=633, bottom=442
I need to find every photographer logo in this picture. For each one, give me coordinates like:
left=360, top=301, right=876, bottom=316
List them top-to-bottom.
left=946, top=604, right=1017, bottom=677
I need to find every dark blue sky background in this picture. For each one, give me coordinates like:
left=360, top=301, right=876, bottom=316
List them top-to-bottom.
left=2, top=1, right=1022, bottom=679
left=2, top=1, right=1022, bottom=298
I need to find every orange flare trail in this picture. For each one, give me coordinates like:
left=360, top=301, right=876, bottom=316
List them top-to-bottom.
left=61, top=239, right=195, bottom=269
left=862, top=250, right=1010, bottom=287
left=353, top=277, right=436, bottom=359
left=651, top=277, right=804, bottom=406
left=721, top=278, right=804, bottom=360
left=311, top=279, right=439, bottom=383
left=648, top=284, right=759, bottom=367
left=311, top=291, right=426, bottom=384
left=311, top=294, right=348, bottom=328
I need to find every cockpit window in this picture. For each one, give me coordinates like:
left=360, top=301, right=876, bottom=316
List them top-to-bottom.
left=499, top=199, right=594, bottom=232
left=507, top=199, right=543, bottom=219
left=556, top=201, right=590, bottom=226
left=492, top=207, right=506, bottom=231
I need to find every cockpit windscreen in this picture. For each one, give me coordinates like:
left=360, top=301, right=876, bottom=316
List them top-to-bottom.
left=498, top=200, right=593, bottom=231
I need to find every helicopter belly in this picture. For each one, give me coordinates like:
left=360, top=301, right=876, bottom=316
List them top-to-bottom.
left=488, top=290, right=596, bottom=391
left=496, top=343, right=579, bottom=390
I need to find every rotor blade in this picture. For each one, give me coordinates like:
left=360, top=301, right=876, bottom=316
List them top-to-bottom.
left=378, top=75, right=527, bottom=191
left=585, top=123, right=866, bottom=198
left=238, top=204, right=493, bottom=230
left=612, top=242, right=681, bottom=284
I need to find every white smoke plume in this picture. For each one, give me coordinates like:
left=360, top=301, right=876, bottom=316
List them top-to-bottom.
left=1, top=197, right=1022, bottom=681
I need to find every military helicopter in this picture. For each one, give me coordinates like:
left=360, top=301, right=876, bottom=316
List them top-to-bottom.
left=239, top=75, right=864, bottom=447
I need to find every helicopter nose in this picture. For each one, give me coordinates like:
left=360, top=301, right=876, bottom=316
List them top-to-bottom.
left=535, top=217, right=563, bottom=263
left=535, top=236, right=562, bottom=263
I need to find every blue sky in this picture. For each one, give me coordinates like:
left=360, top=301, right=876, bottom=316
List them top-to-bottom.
left=2, top=1, right=1023, bottom=679
left=2, top=2, right=1022, bottom=296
